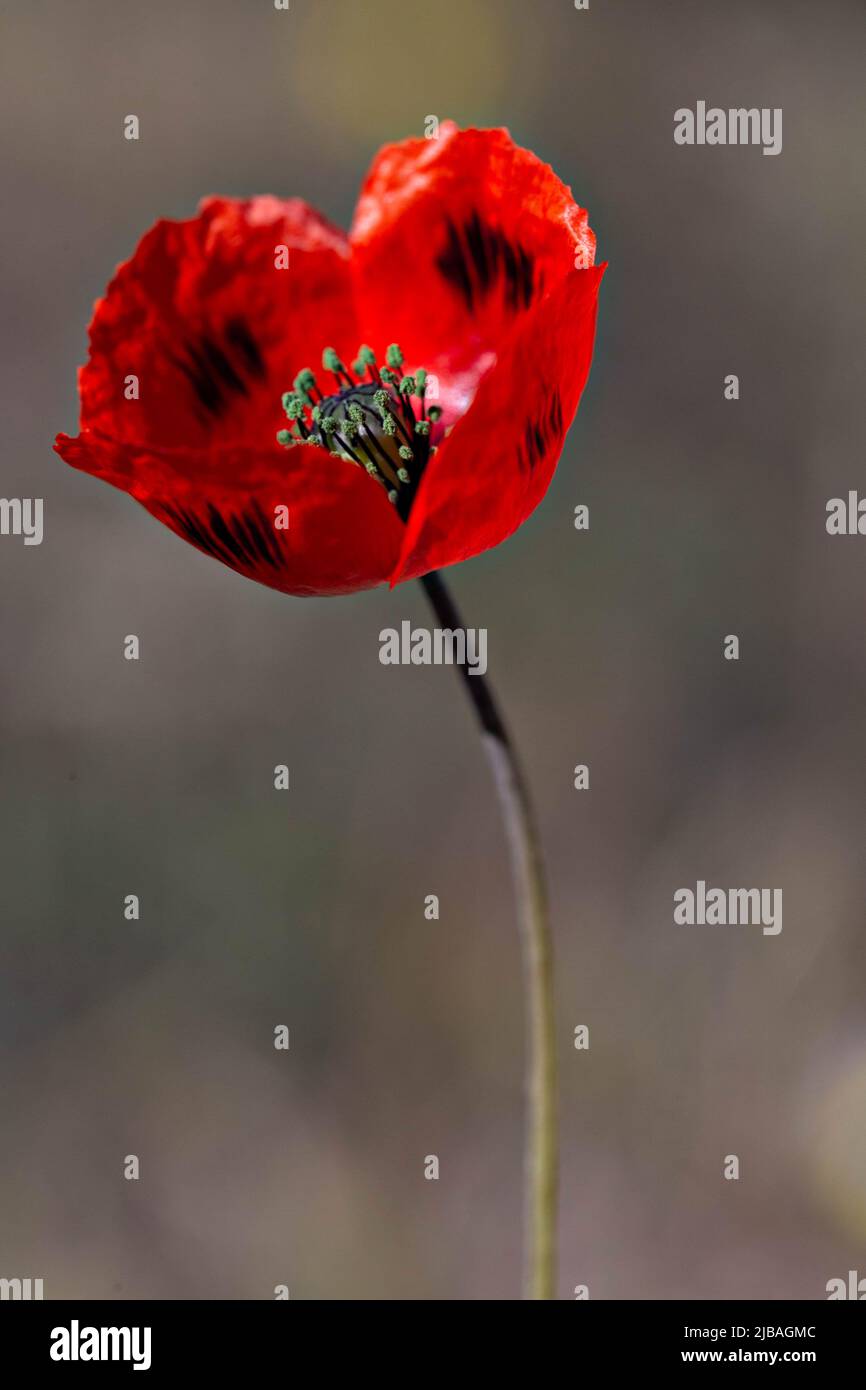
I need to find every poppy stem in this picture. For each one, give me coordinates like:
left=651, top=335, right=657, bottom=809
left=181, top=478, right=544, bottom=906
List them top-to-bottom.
left=419, top=570, right=557, bottom=1300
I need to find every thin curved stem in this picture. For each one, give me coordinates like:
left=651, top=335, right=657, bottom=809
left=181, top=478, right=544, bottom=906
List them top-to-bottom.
left=420, top=570, right=557, bottom=1300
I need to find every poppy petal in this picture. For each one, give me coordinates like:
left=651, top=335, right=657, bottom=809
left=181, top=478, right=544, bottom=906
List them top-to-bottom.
left=350, top=124, right=595, bottom=395
left=76, top=195, right=358, bottom=454
left=390, top=264, right=605, bottom=585
left=53, top=431, right=403, bottom=597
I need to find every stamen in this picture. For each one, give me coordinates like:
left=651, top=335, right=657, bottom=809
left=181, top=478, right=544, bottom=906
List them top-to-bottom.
left=277, top=340, right=446, bottom=521
left=353, top=344, right=379, bottom=384
left=322, top=346, right=355, bottom=390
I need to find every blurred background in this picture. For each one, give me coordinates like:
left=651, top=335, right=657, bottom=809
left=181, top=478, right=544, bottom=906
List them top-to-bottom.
left=1, top=0, right=865, bottom=1299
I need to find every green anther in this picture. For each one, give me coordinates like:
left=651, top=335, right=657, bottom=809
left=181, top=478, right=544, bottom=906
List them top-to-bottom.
left=279, top=342, right=440, bottom=510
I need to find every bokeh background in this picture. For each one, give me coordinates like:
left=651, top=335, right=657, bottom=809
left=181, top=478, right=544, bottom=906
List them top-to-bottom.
left=2, top=0, right=865, bottom=1300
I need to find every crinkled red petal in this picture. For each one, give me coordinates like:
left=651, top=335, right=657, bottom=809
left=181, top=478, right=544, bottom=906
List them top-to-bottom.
left=350, top=123, right=595, bottom=412
left=77, top=196, right=358, bottom=452
left=390, top=265, right=605, bottom=585
left=54, top=430, right=403, bottom=597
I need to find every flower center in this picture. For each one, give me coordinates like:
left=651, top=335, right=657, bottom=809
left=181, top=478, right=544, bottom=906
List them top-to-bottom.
left=277, top=343, right=442, bottom=521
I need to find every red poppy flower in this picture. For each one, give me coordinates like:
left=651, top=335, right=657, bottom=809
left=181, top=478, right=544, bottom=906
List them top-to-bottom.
left=55, top=123, right=604, bottom=597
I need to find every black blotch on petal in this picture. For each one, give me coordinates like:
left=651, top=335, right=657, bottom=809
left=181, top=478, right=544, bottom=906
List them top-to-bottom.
left=436, top=212, right=536, bottom=315
left=437, top=221, right=476, bottom=311
left=226, top=317, right=267, bottom=379
left=176, top=318, right=267, bottom=421
left=518, top=388, right=563, bottom=474
left=163, top=500, right=284, bottom=573
left=228, top=501, right=283, bottom=570
left=207, top=503, right=254, bottom=567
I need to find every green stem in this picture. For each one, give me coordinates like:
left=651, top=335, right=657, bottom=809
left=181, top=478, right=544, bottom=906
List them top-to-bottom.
left=420, top=571, right=557, bottom=1300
